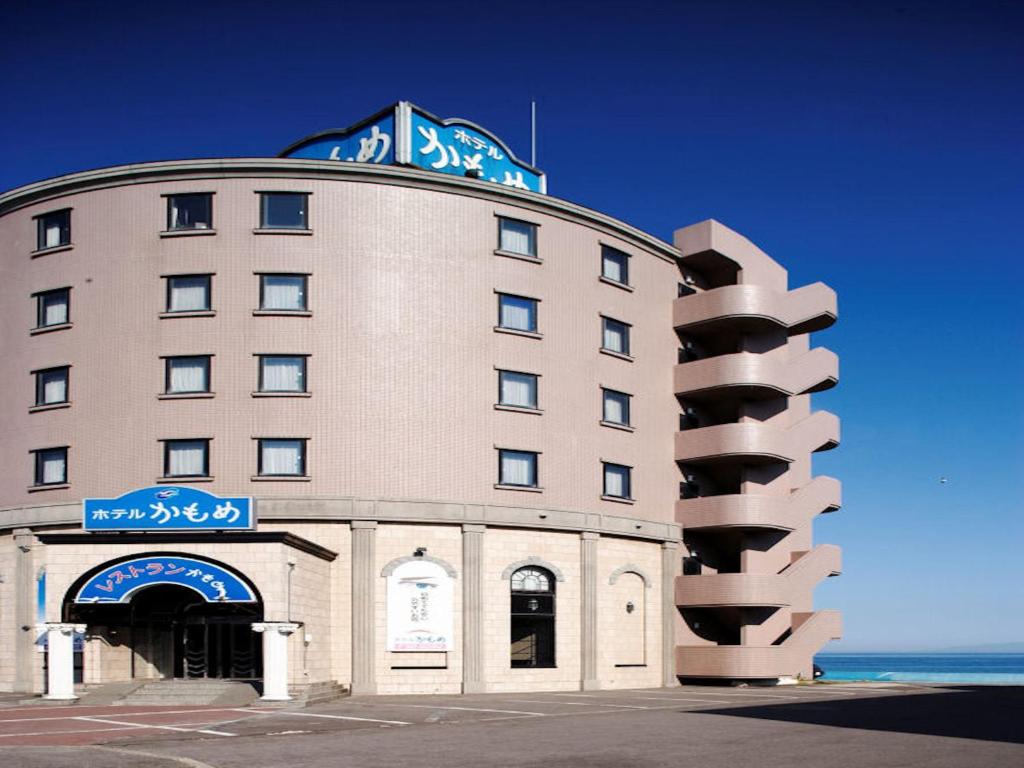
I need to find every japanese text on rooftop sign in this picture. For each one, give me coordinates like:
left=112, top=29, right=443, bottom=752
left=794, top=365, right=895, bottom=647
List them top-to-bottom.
left=82, top=486, right=253, bottom=532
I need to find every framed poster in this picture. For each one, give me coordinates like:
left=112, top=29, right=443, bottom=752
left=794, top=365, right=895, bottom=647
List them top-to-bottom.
left=386, top=559, right=453, bottom=652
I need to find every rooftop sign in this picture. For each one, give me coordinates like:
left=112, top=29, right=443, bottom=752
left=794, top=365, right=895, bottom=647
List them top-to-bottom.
left=279, top=102, right=546, bottom=194
left=83, top=486, right=253, bottom=532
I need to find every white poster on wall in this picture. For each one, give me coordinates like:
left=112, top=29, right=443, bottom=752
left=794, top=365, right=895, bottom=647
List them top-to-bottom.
left=386, top=559, right=453, bottom=652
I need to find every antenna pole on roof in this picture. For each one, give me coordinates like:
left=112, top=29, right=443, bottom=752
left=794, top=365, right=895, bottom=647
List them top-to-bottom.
left=531, top=99, right=537, bottom=167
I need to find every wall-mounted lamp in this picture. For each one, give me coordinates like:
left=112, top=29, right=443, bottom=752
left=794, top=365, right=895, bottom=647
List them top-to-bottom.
left=414, top=547, right=427, bottom=557
left=626, top=601, right=635, bottom=614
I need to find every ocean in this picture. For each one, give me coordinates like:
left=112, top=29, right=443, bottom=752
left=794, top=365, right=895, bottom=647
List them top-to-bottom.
left=815, top=653, right=1024, bottom=684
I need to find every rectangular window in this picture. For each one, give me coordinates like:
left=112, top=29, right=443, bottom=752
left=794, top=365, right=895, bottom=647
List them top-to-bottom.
left=259, top=193, right=309, bottom=229
left=166, top=194, right=213, bottom=231
left=36, top=209, right=71, bottom=250
left=498, top=217, right=537, bottom=257
left=601, top=245, right=630, bottom=285
left=260, top=274, right=308, bottom=311
left=165, top=275, right=211, bottom=313
left=35, top=288, right=70, bottom=328
left=497, top=293, right=537, bottom=332
left=601, top=316, right=631, bottom=356
left=258, top=355, right=307, bottom=392
left=165, top=356, right=211, bottom=394
left=35, top=367, right=69, bottom=406
left=498, top=370, right=538, bottom=409
left=602, top=388, right=631, bottom=426
left=258, top=438, right=306, bottom=476
left=164, top=439, right=209, bottom=478
left=34, top=447, right=68, bottom=486
left=499, top=449, right=538, bottom=488
left=603, top=462, right=632, bottom=499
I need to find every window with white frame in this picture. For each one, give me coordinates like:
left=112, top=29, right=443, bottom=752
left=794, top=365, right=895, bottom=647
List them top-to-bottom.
left=259, top=193, right=309, bottom=229
left=166, top=194, right=213, bottom=231
left=36, top=209, right=70, bottom=250
left=498, top=217, right=537, bottom=257
left=601, top=245, right=630, bottom=285
left=260, top=274, right=308, bottom=311
left=165, top=275, right=211, bottom=313
left=35, top=288, right=70, bottom=328
left=497, top=293, right=538, bottom=333
left=601, top=316, right=631, bottom=356
left=258, top=355, right=307, bottom=392
left=165, top=356, right=211, bottom=394
left=35, top=367, right=69, bottom=406
left=498, top=370, right=538, bottom=409
left=602, top=388, right=631, bottom=426
left=258, top=438, right=306, bottom=476
left=164, top=439, right=209, bottom=477
left=33, top=447, right=68, bottom=486
left=499, top=449, right=538, bottom=488
left=603, top=462, right=632, bottom=499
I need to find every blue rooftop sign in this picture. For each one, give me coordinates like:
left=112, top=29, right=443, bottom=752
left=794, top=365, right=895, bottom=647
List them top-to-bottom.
left=279, top=102, right=546, bottom=194
left=83, top=486, right=253, bottom=532
left=74, top=556, right=257, bottom=604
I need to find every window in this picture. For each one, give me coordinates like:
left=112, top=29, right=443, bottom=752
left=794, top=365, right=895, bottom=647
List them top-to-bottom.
left=259, top=193, right=308, bottom=229
left=166, top=194, right=212, bottom=231
left=36, top=209, right=70, bottom=250
left=497, top=217, right=537, bottom=257
left=601, top=245, right=630, bottom=285
left=260, top=274, right=308, bottom=311
left=165, top=275, right=211, bottom=313
left=35, top=288, right=70, bottom=328
left=497, top=293, right=537, bottom=333
left=601, top=316, right=631, bottom=356
left=258, top=355, right=307, bottom=393
left=165, top=356, right=210, bottom=394
left=35, top=367, right=69, bottom=406
left=498, top=370, right=538, bottom=409
left=602, top=388, right=631, bottom=426
left=258, top=438, right=306, bottom=476
left=164, top=439, right=209, bottom=478
left=33, top=447, right=68, bottom=486
left=498, top=449, right=538, bottom=488
left=603, top=462, right=632, bottom=500
left=510, top=566, right=555, bottom=668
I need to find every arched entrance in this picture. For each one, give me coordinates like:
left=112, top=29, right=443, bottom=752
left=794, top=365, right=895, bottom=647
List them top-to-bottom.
left=64, top=553, right=263, bottom=681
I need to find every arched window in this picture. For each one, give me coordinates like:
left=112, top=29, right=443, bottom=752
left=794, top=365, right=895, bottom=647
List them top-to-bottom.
left=510, top=566, right=555, bottom=668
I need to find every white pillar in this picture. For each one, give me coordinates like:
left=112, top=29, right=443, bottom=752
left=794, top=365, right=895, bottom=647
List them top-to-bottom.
left=252, top=622, right=299, bottom=701
left=38, top=623, right=85, bottom=700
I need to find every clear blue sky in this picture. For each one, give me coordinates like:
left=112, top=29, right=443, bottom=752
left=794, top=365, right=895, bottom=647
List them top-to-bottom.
left=3, top=1, right=1021, bottom=651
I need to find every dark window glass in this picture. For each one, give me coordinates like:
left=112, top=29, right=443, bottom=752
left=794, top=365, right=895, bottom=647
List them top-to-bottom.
left=260, top=193, right=308, bottom=229
left=167, top=194, right=213, bottom=230
left=36, top=210, right=70, bottom=250
left=498, top=217, right=537, bottom=256
left=601, top=245, right=630, bottom=285
left=260, top=274, right=308, bottom=311
left=165, top=275, right=211, bottom=312
left=36, top=288, right=70, bottom=327
left=497, top=293, right=537, bottom=332
left=601, top=317, right=631, bottom=356
left=165, top=356, right=211, bottom=394
left=258, top=356, right=307, bottom=392
left=35, top=367, right=69, bottom=406
left=498, top=370, right=538, bottom=409
left=602, top=389, right=631, bottom=426
left=163, top=439, right=210, bottom=477
left=258, top=439, right=306, bottom=476
left=34, top=447, right=68, bottom=485
left=499, top=449, right=538, bottom=487
left=603, top=462, right=632, bottom=499
left=510, top=566, right=555, bottom=668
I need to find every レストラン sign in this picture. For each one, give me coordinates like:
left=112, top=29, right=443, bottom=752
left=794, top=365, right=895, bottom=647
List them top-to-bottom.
left=280, top=101, right=546, bottom=194
left=82, top=486, right=253, bottom=532
left=74, top=556, right=257, bottom=604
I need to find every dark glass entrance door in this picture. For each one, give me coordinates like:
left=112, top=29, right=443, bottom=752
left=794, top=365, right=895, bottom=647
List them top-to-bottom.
left=181, top=619, right=260, bottom=679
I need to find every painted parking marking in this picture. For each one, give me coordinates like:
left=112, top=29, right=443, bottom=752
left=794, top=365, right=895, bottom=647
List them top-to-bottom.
left=626, top=696, right=733, bottom=705
left=506, top=698, right=650, bottom=709
left=372, top=703, right=547, bottom=716
left=0, top=707, right=247, bottom=724
left=232, top=709, right=412, bottom=726
left=74, top=715, right=235, bottom=737
left=0, top=725, right=173, bottom=739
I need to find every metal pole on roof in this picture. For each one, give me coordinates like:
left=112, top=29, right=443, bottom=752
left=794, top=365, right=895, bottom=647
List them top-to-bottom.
left=531, top=99, right=537, bottom=167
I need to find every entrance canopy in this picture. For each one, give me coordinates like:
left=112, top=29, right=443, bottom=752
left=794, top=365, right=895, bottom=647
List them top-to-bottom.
left=74, top=555, right=257, bottom=604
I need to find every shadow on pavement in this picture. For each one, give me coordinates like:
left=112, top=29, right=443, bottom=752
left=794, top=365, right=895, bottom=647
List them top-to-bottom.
left=695, top=686, right=1024, bottom=744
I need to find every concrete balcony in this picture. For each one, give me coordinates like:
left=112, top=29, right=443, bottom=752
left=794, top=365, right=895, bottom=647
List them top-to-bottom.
left=674, top=282, right=837, bottom=337
left=674, top=347, right=838, bottom=402
left=674, top=411, right=839, bottom=465
left=676, top=475, right=842, bottom=531
left=675, top=545, right=842, bottom=609
left=675, top=610, right=842, bottom=679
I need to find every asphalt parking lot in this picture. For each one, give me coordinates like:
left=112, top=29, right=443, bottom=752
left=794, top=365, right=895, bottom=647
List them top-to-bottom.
left=2, top=683, right=1021, bottom=767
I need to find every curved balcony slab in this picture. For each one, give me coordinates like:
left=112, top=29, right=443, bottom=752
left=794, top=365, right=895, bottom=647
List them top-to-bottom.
left=674, top=282, right=837, bottom=337
left=674, top=347, right=838, bottom=402
left=674, top=411, right=839, bottom=465
left=675, top=475, right=841, bottom=531
left=675, top=573, right=788, bottom=608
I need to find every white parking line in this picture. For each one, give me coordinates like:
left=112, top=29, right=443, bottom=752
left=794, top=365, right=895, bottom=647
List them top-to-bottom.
left=626, top=696, right=732, bottom=705
left=506, top=698, right=649, bottom=709
left=377, top=703, right=547, bottom=716
left=0, top=707, right=242, bottom=724
left=233, top=709, right=411, bottom=726
left=74, top=716, right=235, bottom=737
left=0, top=725, right=160, bottom=739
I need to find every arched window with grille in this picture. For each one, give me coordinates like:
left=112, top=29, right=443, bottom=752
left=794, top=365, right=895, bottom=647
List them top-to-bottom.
left=510, top=566, right=555, bottom=668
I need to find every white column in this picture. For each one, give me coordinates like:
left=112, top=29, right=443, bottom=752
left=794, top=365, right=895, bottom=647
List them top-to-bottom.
left=252, top=622, right=299, bottom=701
left=38, top=623, right=85, bottom=700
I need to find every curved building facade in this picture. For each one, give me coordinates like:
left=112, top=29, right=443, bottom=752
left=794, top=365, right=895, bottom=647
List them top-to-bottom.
left=0, top=108, right=841, bottom=699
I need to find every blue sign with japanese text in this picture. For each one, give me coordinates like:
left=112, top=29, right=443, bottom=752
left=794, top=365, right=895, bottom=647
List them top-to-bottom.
left=279, top=101, right=546, bottom=194
left=83, top=486, right=253, bottom=532
left=74, top=556, right=257, bottom=603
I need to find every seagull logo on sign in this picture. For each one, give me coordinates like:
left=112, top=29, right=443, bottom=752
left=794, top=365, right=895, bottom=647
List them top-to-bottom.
left=155, top=489, right=179, bottom=500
